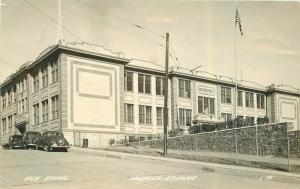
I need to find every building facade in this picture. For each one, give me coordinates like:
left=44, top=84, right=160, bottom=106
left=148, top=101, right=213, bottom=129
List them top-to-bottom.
left=1, top=41, right=299, bottom=147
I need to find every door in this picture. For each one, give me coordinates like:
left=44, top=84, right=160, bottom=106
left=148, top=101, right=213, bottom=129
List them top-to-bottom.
left=74, top=132, right=81, bottom=147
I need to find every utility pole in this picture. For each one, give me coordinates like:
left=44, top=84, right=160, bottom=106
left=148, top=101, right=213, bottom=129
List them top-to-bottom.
left=163, top=33, right=169, bottom=157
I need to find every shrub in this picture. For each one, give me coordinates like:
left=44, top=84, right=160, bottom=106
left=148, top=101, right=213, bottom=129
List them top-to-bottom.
left=108, top=139, right=115, bottom=146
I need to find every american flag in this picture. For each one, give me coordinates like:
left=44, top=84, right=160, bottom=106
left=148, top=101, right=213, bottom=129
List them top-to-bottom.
left=235, top=8, right=243, bottom=36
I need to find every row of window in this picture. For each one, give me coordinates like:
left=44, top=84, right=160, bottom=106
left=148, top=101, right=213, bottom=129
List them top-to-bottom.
left=1, top=60, right=58, bottom=110
left=33, top=60, right=58, bottom=92
left=125, top=72, right=166, bottom=95
left=33, top=95, right=59, bottom=125
left=125, top=104, right=192, bottom=126
left=1, top=115, right=13, bottom=134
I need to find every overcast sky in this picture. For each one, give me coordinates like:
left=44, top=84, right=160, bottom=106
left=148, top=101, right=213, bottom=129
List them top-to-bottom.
left=0, top=0, right=300, bottom=91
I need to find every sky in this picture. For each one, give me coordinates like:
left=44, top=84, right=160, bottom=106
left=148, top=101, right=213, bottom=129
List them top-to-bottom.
left=0, top=0, right=300, bottom=91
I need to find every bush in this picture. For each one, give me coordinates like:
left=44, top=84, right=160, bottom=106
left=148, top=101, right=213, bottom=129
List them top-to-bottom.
left=168, top=128, right=184, bottom=137
left=108, top=139, right=115, bottom=146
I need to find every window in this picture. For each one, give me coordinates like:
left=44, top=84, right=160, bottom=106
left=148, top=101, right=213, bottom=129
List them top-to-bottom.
left=51, top=60, right=58, bottom=83
left=42, top=66, right=48, bottom=88
left=33, top=72, right=39, bottom=92
left=124, top=72, right=133, bottom=92
left=138, top=74, right=151, bottom=94
left=156, top=77, right=165, bottom=95
left=178, top=79, right=191, bottom=98
left=13, top=86, right=16, bottom=103
left=221, top=87, right=231, bottom=104
left=237, top=90, right=243, bottom=107
left=7, top=91, right=12, bottom=106
left=245, top=92, right=254, bottom=108
left=2, top=93, right=6, bottom=109
left=257, top=94, right=265, bottom=109
left=51, top=95, right=59, bottom=120
left=198, top=96, right=215, bottom=115
left=21, top=99, right=25, bottom=114
left=42, top=100, right=49, bottom=122
left=33, top=104, right=39, bottom=125
left=125, top=104, right=134, bottom=124
left=139, top=105, right=152, bottom=124
left=156, top=107, right=163, bottom=126
left=179, top=108, right=192, bottom=126
left=221, top=113, right=232, bottom=122
left=8, top=115, right=12, bottom=133
left=2, top=118, right=6, bottom=134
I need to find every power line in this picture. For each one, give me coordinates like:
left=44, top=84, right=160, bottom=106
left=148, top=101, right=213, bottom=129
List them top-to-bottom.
left=23, top=0, right=97, bottom=52
left=37, top=0, right=164, bottom=48
left=75, top=0, right=165, bottom=39
left=169, top=43, right=182, bottom=68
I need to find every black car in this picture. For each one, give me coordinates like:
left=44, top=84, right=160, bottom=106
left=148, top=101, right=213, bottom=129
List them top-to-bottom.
left=23, top=131, right=41, bottom=149
left=38, top=131, right=70, bottom=152
left=8, top=135, right=23, bottom=149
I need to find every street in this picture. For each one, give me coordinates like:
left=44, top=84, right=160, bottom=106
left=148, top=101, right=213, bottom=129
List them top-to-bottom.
left=0, top=149, right=299, bottom=189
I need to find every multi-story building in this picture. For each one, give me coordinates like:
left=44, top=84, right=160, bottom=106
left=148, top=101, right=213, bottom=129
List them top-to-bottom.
left=1, top=41, right=299, bottom=147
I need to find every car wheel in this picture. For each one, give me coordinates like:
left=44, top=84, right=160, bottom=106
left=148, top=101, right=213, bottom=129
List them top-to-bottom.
left=63, top=148, right=68, bottom=152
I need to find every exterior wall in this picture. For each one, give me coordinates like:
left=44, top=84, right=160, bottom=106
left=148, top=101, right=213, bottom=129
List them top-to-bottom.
left=63, top=55, right=125, bottom=146
left=123, top=71, right=172, bottom=135
left=274, top=93, right=300, bottom=130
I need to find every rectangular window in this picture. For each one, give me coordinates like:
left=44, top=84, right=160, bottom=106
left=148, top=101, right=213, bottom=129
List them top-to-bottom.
left=51, top=60, right=58, bottom=83
left=42, top=66, right=48, bottom=88
left=33, top=72, right=39, bottom=92
left=124, top=72, right=133, bottom=92
left=138, top=74, right=151, bottom=94
left=156, top=77, right=165, bottom=95
left=178, top=79, right=191, bottom=98
left=13, top=86, right=16, bottom=103
left=221, top=87, right=231, bottom=104
left=237, top=90, right=243, bottom=107
left=7, top=91, right=12, bottom=106
left=245, top=92, right=254, bottom=108
left=2, top=94, right=6, bottom=109
left=257, top=94, right=265, bottom=109
left=51, top=95, right=59, bottom=120
left=198, top=96, right=215, bottom=115
left=21, top=99, right=25, bottom=114
left=42, top=100, right=49, bottom=122
left=33, top=103, right=39, bottom=125
left=125, top=104, right=134, bottom=124
left=139, top=105, right=152, bottom=125
left=156, top=107, right=163, bottom=126
left=179, top=108, right=192, bottom=126
left=221, top=113, right=232, bottom=122
left=8, top=115, right=12, bottom=133
left=2, top=118, right=6, bottom=134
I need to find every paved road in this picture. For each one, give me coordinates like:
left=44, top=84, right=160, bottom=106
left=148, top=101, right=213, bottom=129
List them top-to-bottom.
left=0, top=149, right=299, bottom=189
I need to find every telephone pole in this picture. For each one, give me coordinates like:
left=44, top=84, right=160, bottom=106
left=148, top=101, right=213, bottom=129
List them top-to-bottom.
left=163, top=33, right=169, bottom=157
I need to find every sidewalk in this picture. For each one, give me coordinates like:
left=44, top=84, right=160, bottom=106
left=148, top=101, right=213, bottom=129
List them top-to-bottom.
left=69, top=146, right=300, bottom=183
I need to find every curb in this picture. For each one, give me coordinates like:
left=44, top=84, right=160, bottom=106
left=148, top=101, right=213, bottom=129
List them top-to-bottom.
left=69, top=147, right=300, bottom=184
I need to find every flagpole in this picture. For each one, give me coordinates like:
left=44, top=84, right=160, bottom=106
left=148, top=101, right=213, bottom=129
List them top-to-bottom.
left=234, top=8, right=238, bottom=119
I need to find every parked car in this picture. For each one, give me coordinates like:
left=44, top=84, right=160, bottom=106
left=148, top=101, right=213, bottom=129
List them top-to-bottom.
left=23, top=131, right=41, bottom=150
left=38, top=131, right=70, bottom=152
left=8, top=135, right=23, bottom=149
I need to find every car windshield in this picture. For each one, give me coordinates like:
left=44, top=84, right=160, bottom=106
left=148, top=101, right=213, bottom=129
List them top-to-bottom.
left=27, top=133, right=41, bottom=139
left=47, top=133, right=63, bottom=137
left=11, top=136, right=22, bottom=141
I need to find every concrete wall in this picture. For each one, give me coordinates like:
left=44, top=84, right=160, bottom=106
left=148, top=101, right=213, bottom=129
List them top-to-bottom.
left=134, top=123, right=290, bottom=158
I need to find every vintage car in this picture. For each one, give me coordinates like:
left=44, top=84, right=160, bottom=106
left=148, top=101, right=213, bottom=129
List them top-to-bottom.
left=22, top=131, right=41, bottom=149
left=38, top=131, right=70, bottom=152
left=7, top=135, right=23, bottom=149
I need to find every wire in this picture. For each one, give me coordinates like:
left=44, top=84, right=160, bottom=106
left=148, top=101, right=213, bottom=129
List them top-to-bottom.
left=23, top=0, right=98, bottom=52
left=37, top=0, right=165, bottom=48
left=75, top=0, right=165, bottom=39
left=169, top=43, right=182, bottom=69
